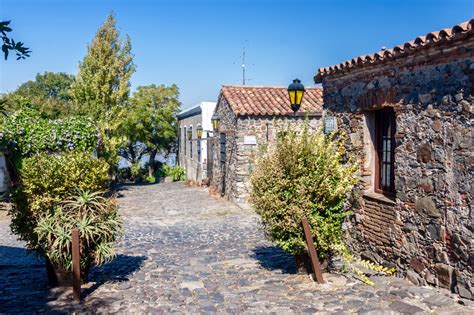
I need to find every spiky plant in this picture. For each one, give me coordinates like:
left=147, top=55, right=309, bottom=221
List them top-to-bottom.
left=34, top=190, right=122, bottom=272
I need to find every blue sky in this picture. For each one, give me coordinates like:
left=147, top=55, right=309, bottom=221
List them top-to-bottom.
left=1, top=0, right=472, bottom=109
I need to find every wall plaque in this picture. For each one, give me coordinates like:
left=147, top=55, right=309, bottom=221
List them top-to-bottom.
left=324, top=116, right=337, bottom=134
left=244, top=135, right=257, bottom=145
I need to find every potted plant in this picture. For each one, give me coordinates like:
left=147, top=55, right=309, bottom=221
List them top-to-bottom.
left=36, top=190, right=122, bottom=285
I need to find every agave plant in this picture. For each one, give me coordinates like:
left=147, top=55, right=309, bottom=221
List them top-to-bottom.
left=62, top=189, right=109, bottom=217
left=34, top=190, right=123, bottom=274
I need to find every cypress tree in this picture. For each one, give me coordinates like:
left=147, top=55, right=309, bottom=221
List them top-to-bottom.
left=71, top=14, right=135, bottom=165
left=72, top=14, right=135, bottom=121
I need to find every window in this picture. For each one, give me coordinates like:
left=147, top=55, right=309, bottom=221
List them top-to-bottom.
left=375, top=108, right=396, bottom=194
left=189, top=126, right=193, bottom=159
left=183, top=127, right=186, bottom=156
left=197, top=139, right=201, bottom=162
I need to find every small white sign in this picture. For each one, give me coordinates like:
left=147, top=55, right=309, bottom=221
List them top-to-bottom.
left=324, top=116, right=337, bottom=134
left=244, top=135, right=257, bottom=145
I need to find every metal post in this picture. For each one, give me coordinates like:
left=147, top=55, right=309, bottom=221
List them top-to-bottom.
left=301, top=217, right=324, bottom=284
left=72, top=228, right=81, bottom=301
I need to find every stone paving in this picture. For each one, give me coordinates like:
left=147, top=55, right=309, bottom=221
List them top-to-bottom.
left=0, top=182, right=473, bottom=314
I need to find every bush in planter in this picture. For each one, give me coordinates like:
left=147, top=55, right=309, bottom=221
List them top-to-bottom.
left=250, top=128, right=359, bottom=266
left=9, top=151, right=122, bottom=282
left=34, top=190, right=122, bottom=280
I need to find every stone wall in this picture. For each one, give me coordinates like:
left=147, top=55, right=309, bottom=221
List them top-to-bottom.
left=320, top=36, right=473, bottom=298
left=210, top=95, right=321, bottom=206
left=209, top=97, right=238, bottom=196
left=232, top=115, right=321, bottom=205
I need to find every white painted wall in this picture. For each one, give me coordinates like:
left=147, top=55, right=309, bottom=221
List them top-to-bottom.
left=178, top=101, right=216, bottom=182
left=200, top=101, right=217, bottom=165
left=0, top=152, right=9, bottom=193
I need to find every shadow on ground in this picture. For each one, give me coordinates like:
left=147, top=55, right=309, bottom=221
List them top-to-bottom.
left=112, top=182, right=163, bottom=198
left=0, top=245, right=146, bottom=312
left=251, top=245, right=296, bottom=274
left=84, top=254, right=147, bottom=297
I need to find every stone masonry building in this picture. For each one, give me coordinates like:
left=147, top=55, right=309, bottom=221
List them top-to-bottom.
left=315, top=19, right=473, bottom=299
left=209, top=85, right=323, bottom=206
left=177, top=101, right=216, bottom=183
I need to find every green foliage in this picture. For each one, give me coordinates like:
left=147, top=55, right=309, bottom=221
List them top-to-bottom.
left=70, top=14, right=135, bottom=167
left=71, top=14, right=135, bottom=121
left=1, top=20, right=30, bottom=60
left=3, top=72, right=75, bottom=117
left=119, top=84, right=180, bottom=175
left=0, top=107, right=97, bottom=157
left=250, top=128, right=359, bottom=259
left=9, top=152, right=118, bottom=272
left=16, top=152, right=109, bottom=214
left=130, top=162, right=142, bottom=179
left=162, top=164, right=185, bottom=182
left=145, top=175, right=156, bottom=184
left=34, top=189, right=122, bottom=271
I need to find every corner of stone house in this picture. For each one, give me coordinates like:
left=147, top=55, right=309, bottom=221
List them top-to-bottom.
left=325, top=40, right=474, bottom=301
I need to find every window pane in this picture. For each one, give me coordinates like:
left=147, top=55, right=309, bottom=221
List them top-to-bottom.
left=376, top=109, right=396, bottom=193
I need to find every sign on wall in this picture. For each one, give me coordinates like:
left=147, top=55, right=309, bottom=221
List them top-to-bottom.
left=324, top=116, right=337, bottom=134
left=244, top=135, right=257, bottom=145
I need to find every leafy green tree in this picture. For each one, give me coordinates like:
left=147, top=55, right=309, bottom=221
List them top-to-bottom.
left=71, top=14, right=135, bottom=166
left=71, top=14, right=135, bottom=121
left=1, top=20, right=30, bottom=60
left=3, top=72, right=75, bottom=117
left=120, top=84, right=180, bottom=176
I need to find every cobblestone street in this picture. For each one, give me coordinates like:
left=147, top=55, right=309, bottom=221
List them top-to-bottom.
left=0, top=182, right=473, bottom=313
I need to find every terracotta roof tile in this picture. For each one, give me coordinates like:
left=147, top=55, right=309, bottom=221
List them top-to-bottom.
left=315, top=19, right=474, bottom=83
left=219, top=85, right=323, bottom=116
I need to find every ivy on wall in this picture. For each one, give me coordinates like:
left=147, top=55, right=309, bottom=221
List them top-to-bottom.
left=0, top=107, right=97, bottom=156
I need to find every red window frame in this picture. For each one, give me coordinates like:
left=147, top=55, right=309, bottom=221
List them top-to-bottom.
left=374, top=108, right=396, bottom=196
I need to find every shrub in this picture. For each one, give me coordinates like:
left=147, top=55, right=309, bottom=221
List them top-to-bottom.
left=0, top=106, right=97, bottom=157
left=250, top=128, right=359, bottom=260
left=9, top=151, right=121, bottom=274
left=16, top=151, right=109, bottom=214
left=130, top=162, right=142, bottom=179
left=163, top=164, right=185, bottom=182
left=116, top=166, right=132, bottom=182
left=145, top=175, right=156, bottom=183
left=34, top=190, right=122, bottom=272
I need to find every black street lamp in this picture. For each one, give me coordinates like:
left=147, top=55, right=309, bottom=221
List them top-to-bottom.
left=287, top=79, right=305, bottom=114
left=211, top=113, right=220, bottom=132
left=196, top=125, right=203, bottom=138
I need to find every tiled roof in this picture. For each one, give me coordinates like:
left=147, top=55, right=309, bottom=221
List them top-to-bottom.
left=315, top=19, right=474, bottom=83
left=220, top=85, right=323, bottom=116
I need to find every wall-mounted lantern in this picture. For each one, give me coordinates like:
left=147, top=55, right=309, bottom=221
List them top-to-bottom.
left=287, top=78, right=305, bottom=114
left=211, top=113, right=220, bottom=132
left=197, top=125, right=203, bottom=138
left=186, top=127, right=193, bottom=140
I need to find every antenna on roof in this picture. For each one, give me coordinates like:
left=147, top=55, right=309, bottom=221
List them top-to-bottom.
left=234, top=41, right=254, bottom=85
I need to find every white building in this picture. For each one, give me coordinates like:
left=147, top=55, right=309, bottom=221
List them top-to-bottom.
left=177, top=101, right=216, bottom=183
left=0, top=152, right=8, bottom=194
